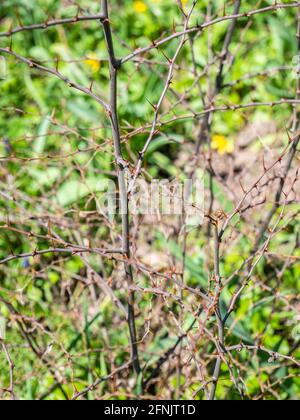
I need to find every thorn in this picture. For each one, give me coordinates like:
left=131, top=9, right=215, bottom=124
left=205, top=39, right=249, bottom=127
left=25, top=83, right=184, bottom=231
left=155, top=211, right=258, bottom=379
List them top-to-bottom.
left=15, top=8, right=24, bottom=28
left=43, top=13, right=52, bottom=28
left=172, top=18, right=176, bottom=34
left=133, top=39, right=138, bottom=50
left=151, top=39, right=157, bottom=47
left=160, top=49, right=172, bottom=64
left=55, top=56, right=59, bottom=72
left=167, top=76, right=173, bottom=86
left=146, top=97, right=157, bottom=111
left=50, top=109, right=56, bottom=122
left=285, top=126, right=292, bottom=142
left=292, top=130, right=300, bottom=142
left=262, top=154, right=267, bottom=172
left=239, top=179, right=246, bottom=194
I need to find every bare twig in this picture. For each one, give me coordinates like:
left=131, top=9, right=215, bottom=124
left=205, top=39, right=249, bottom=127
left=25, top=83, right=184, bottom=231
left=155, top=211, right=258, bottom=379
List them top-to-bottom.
left=101, top=0, right=141, bottom=377
left=0, top=14, right=105, bottom=38
left=0, top=339, right=16, bottom=400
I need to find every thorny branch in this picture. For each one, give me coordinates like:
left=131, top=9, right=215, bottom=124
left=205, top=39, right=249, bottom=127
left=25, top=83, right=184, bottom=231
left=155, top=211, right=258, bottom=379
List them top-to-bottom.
left=0, top=0, right=299, bottom=401
left=101, top=0, right=141, bottom=377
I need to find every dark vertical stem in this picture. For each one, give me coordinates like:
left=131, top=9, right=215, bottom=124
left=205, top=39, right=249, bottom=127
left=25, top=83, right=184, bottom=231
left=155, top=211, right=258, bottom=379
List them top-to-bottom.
left=101, top=0, right=141, bottom=377
left=195, top=0, right=242, bottom=154
left=216, top=0, right=242, bottom=91
left=199, top=1, right=242, bottom=399
left=220, top=5, right=300, bottom=399
left=252, top=9, right=300, bottom=253
left=208, top=222, right=225, bottom=400
left=1, top=339, right=16, bottom=400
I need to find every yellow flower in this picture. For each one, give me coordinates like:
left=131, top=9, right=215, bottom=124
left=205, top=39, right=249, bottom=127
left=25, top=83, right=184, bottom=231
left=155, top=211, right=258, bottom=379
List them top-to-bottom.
left=134, top=1, right=148, bottom=13
left=85, top=53, right=100, bottom=73
left=211, top=135, right=234, bottom=155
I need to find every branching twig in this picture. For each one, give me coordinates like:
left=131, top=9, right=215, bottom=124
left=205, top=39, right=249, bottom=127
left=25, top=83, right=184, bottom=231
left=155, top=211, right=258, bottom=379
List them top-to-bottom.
left=101, top=0, right=141, bottom=377
left=0, top=14, right=105, bottom=38
left=0, top=48, right=109, bottom=111
left=0, top=339, right=16, bottom=400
